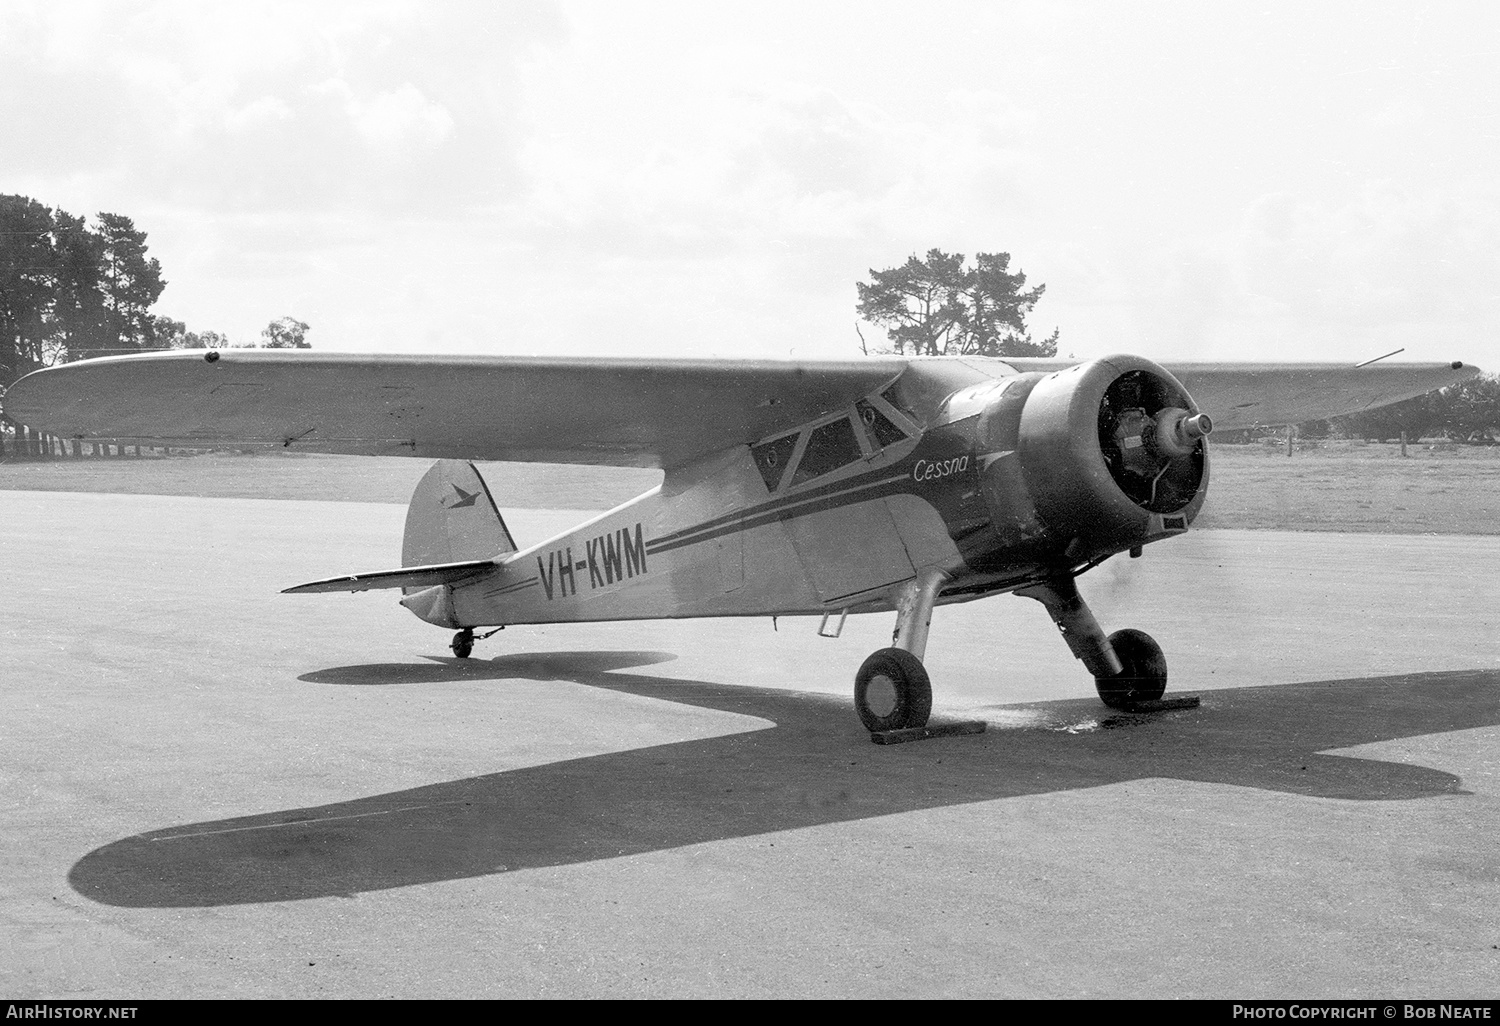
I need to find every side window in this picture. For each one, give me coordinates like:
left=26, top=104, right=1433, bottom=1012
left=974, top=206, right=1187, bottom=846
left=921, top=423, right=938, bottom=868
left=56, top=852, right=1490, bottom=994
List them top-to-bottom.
left=855, top=399, right=906, bottom=449
left=791, top=417, right=862, bottom=486
left=751, top=433, right=798, bottom=491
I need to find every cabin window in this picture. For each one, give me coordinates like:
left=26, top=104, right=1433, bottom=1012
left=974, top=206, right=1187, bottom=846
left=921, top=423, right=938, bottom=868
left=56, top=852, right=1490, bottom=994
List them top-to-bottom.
left=881, top=384, right=914, bottom=419
left=855, top=399, right=906, bottom=449
left=790, top=417, right=862, bottom=486
left=751, top=433, right=799, bottom=491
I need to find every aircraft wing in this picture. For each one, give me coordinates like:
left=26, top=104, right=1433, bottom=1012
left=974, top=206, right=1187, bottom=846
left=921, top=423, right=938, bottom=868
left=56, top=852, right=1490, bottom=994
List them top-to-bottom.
left=3, top=350, right=906, bottom=470
left=5, top=350, right=1477, bottom=469
left=1161, top=361, right=1479, bottom=430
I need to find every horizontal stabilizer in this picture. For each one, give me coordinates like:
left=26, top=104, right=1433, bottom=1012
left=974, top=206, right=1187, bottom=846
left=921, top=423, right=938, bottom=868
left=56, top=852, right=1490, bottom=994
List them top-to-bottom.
left=283, top=558, right=498, bottom=595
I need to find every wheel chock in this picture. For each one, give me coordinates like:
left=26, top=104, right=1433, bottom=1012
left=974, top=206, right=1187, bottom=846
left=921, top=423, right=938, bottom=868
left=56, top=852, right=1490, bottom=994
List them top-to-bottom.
left=1121, top=695, right=1201, bottom=713
left=870, top=720, right=987, bottom=745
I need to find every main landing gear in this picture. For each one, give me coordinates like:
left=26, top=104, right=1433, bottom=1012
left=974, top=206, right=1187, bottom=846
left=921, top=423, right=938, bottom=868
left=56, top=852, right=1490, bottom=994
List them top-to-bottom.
left=853, top=569, right=1176, bottom=733
left=854, top=570, right=944, bottom=732
left=1016, top=576, right=1167, bottom=710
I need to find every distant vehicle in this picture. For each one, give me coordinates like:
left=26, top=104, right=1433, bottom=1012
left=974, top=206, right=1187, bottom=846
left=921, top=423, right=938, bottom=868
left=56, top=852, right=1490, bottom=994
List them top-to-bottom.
left=6, top=350, right=1475, bottom=731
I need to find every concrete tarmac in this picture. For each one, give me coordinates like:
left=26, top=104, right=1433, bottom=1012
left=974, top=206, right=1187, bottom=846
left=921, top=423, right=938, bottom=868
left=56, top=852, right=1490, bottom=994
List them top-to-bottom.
left=3, top=489, right=1499, bottom=998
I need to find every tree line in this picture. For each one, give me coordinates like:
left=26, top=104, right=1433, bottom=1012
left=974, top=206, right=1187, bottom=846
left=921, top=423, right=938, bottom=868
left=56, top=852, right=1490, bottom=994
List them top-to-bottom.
left=0, top=193, right=308, bottom=391
left=856, top=248, right=1498, bottom=443
left=1301, top=375, right=1500, bottom=444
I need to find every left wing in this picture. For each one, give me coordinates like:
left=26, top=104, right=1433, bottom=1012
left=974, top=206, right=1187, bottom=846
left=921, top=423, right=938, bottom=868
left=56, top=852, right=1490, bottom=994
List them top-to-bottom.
left=995, top=358, right=1480, bottom=430
left=1162, top=361, right=1478, bottom=430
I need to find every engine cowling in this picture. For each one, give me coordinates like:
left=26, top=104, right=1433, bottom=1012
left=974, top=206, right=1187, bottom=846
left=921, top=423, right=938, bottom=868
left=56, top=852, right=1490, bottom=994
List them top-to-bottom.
left=975, top=355, right=1210, bottom=566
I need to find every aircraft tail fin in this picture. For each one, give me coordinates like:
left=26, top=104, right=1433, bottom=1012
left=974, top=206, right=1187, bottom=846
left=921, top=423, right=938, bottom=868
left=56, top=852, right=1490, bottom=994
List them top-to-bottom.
left=402, top=460, right=517, bottom=568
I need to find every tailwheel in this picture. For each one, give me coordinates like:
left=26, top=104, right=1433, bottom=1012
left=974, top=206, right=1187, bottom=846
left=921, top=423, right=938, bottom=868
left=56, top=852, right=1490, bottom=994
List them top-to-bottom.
left=1094, top=628, right=1167, bottom=709
left=451, top=629, right=475, bottom=659
left=854, top=648, right=933, bottom=732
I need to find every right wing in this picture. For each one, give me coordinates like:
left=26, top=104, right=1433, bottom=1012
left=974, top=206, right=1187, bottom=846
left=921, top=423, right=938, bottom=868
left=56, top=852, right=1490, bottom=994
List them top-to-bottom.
left=3, top=350, right=906, bottom=470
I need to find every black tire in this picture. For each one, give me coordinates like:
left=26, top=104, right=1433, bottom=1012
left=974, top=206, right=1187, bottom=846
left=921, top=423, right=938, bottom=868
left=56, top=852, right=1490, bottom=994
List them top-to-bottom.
left=1095, top=628, right=1167, bottom=709
left=451, top=630, right=474, bottom=659
left=854, top=648, right=933, bottom=732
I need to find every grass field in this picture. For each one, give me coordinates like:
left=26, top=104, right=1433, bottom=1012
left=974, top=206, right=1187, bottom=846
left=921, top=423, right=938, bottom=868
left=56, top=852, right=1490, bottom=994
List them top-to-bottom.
left=1, top=439, right=1497, bottom=534
left=1191, top=439, right=1500, bottom=534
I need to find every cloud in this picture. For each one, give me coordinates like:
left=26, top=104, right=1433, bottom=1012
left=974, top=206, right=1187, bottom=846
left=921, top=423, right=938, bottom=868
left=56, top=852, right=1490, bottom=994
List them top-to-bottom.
left=0, top=0, right=561, bottom=215
left=4, top=1, right=1496, bottom=365
left=491, top=78, right=1050, bottom=356
left=513, top=79, right=1036, bottom=255
left=344, top=82, right=454, bottom=151
left=1123, top=182, right=1500, bottom=361
left=1244, top=184, right=1500, bottom=330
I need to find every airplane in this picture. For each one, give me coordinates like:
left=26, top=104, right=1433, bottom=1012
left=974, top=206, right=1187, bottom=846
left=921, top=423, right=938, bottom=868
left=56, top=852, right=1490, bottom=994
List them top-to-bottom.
left=3, top=349, right=1477, bottom=733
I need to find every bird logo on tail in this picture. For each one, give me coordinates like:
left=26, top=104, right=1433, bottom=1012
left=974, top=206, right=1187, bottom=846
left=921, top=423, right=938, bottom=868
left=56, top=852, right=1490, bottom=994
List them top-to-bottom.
left=441, top=484, right=481, bottom=509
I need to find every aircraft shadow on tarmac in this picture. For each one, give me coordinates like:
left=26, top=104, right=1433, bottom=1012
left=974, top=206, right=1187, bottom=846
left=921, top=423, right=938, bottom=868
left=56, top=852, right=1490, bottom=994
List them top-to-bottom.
left=69, top=654, right=1500, bottom=908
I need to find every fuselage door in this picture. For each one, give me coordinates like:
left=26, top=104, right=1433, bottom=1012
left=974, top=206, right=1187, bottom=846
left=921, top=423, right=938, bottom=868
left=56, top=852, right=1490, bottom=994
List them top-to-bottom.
left=778, top=413, right=916, bottom=604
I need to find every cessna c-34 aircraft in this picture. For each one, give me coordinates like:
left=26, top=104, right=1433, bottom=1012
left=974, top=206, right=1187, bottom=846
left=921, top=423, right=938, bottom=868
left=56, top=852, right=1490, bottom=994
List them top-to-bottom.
left=5, top=350, right=1476, bottom=733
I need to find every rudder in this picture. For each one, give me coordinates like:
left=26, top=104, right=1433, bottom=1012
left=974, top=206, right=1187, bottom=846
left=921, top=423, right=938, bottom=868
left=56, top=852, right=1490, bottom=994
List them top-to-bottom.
left=403, top=460, right=517, bottom=567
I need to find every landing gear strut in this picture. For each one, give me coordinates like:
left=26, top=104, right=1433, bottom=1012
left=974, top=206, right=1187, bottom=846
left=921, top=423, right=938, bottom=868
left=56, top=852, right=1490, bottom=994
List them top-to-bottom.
left=853, top=569, right=944, bottom=731
left=1017, top=575, right=1167, bottom=710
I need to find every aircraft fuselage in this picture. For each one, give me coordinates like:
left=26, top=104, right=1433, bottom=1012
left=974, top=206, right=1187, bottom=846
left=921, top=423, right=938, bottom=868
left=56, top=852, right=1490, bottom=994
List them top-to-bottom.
left=402, top=356, right=1209, bottom=630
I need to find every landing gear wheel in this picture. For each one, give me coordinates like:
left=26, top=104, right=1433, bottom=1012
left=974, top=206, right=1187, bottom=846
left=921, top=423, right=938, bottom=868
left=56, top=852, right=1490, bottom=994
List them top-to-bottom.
left=1095, top=628, right=1167, bottom=709
left=451, top=629, right=474, bottom=659
left=854, top=648, right=933, bottom=732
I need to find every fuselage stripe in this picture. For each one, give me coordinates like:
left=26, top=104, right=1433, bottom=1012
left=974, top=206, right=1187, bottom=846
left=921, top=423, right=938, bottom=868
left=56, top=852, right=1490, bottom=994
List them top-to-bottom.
left=647, top=470, right=910, bottom=551
left=646, top=472, right=914, bottom=556
left=483, top=577, right=540, bottom=598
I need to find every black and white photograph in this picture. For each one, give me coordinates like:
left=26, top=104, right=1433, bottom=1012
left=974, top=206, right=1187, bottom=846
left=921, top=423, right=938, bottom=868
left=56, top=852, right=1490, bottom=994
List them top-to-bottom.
left=2, top=0, right=1498, bottom=1003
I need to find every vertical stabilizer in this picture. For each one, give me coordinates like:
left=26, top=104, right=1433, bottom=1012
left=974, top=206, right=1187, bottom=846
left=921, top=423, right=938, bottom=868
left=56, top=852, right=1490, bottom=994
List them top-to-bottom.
left=402, top=460, right=517, bottom=567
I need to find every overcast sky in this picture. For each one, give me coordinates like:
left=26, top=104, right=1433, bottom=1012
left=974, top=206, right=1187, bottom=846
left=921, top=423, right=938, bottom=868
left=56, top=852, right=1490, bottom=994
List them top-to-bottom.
left=3, top=0, right=1496, bottom=367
